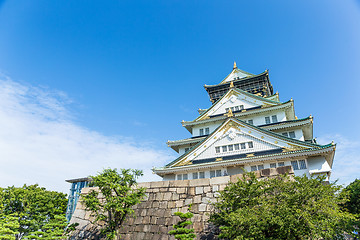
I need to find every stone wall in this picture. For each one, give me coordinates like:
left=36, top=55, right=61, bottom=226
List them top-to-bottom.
left=69, top=166, right=293, bottom=240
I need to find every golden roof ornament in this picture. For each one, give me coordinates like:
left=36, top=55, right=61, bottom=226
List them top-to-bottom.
left=233, top=61, right=237, bottom=69
left=229, top=81, right=234, bottom=88
left=224, top=108, right=234, bottom=118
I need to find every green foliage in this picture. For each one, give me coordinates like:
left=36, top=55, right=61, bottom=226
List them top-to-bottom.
left=82, top=168, right=146, bottom=240
left=209, top=172, right=356, bottom=240
left=341, top=179, right=360, bottom=236
left=342, top=179, right=360, bottom=215
left=0, top=184, right=69, bottom=239
left=169, top=205, right=196, bottom=240
left=0, top=214, right=19, bottom=240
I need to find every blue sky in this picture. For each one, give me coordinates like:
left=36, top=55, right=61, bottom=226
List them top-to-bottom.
left=0, top=0, right=359, bottom=192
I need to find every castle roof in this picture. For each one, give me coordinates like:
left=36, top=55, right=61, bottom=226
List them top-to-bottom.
left=169, top=116, right=314, bottom=152
left=154, top=118, right=334, bottom=173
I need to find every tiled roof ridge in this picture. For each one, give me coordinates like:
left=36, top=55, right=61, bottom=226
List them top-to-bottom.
left=205, top=70, right=266, bottom=87
left=191, top=99, right=292, bottom=124
left=165, top=117, right=331, bottom=168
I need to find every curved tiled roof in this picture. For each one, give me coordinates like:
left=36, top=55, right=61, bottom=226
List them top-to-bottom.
left=164, top=117, right=330, bottom=168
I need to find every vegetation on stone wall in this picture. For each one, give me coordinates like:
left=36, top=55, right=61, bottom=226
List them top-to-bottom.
left=82, top=168, right=146, bottom=240
left=209, top=172, right=356, bottom=240
left=0, top=184, right=69, bottom=239
left=168, top=204, right=196, bottom=240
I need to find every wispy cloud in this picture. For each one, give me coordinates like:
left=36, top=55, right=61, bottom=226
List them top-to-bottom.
left=0, top=75, right=173, bottom=193
left=317, top=134, right=360, bottom=186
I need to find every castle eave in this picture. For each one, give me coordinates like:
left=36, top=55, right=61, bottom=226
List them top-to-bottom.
left=153, top=145, right=335, bottom=176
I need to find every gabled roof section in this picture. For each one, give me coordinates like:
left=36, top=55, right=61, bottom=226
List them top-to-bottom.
left=219, top=63, right=255, bottom=84
left=204, top=71, right=268, bottom=88
left=195, top=87, right=282, bottom=122
left=265, top=92, right=280, bottom=103
left=182, top=100, right=294, bottom=133
left=171, top=116, right=313, bottom=151
left=164, top=118, right=331, bottom=169
left=167, top=136, right=207, bottom=152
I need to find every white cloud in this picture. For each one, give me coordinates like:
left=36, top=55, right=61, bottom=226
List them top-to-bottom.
left=0, top=75, right=174, bottom=193
left=317, top=134, right=360, bottom=186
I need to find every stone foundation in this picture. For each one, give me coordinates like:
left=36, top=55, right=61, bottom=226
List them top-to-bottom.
left=69, top=166, right=293, bottom=240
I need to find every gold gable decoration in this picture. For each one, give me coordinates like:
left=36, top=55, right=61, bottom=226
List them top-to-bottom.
left=229, top=81, right=234, bottom=88
left=224, top=108, right=234, bottom=118
left=220, top=120, right=243, bottom=134
left=282, top=143, right=309, bottom=153
left=174, top=158, right=191, bottom=167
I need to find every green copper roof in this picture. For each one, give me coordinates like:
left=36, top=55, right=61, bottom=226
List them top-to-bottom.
left=204, top=71, right=267, bottom=88
left=194, top=87, right=284, bottom=122
left=165, top=117, right=332, bottom=168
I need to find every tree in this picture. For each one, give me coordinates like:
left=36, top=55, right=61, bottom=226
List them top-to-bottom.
left=82, top=168, right=146, bottom=240
left=209, top=172, right=356, bottom=240
left=341, top=179, right=360, bottom=237
left=0, top=184, right=69, bottom=240
left=168, top=205, right=196, bottom=240
left=0, top=213, right=19, bottom=240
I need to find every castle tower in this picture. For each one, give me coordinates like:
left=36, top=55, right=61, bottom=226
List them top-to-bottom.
left=204, top=62, right=273, bottom=103
left=153, top=63, right=335, bottom=181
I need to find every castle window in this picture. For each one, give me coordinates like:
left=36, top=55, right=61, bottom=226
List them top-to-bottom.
left=240, top=105, right=244, bottom=110
left=235, top=106, right=239, bottom=111
left=272, top=115, right=278, bottom=123
left=265, top=116, right=271, bottom=124
left=248, top=119, right=253, bottom=125
left=205, top=127, right=210, bottom=135
left=200, top=129, right=204, bottom=136
left=281, top=131, right=296, bottom=138
left=289, top=131, right=296, bottom=138
left=248, top=142, right=254, bottom=148
left=240, top=143, right=246, bottom=149
left=234, top=144, right=240, bottom=150
left=228, top=145, right=233, bottom=151
left=222, top=146, right=227, bottom=152
left=215, top=147, right=220, bottom=153
left=185, top=148, right=190, bottom=153
left=299, top=160, right=307, bottom=169
left=291, top=161, right=299, bottom=170
left=278, top=162, right=285, bottom=167
left=270, top=163, right=276, bottom=168
left=257, top=165, right=264, bottom=170
left=251, top=166, right=257, bottom=172
left=210, top=170, right=215, bottom=178
left=216, top=170, right=222, bottom=177
left=193, top=172, right=198, bottom=179
left=199, top=172, right=205, bottom=179
left=183, top=174, right=188, bottom=180
left=177, top=175, right=182, bottom=180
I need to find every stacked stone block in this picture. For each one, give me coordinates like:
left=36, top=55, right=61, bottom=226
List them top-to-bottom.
left=69, top=166, right=293, bottom=240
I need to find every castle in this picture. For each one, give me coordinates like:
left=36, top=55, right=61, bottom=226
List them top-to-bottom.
left=153, top=62, right=335, bottom=181
left=68, top=63, right=337, bottom=238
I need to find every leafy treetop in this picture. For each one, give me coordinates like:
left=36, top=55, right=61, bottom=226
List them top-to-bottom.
left=82, top=168, right=146, bottom=240
left=210, top=172, right=356, bottom=240
left=341, top=179, right=360, bottom=237
left=0, top=184, right=69, bottom=240
left=168, top=205, right=196, bottom=240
